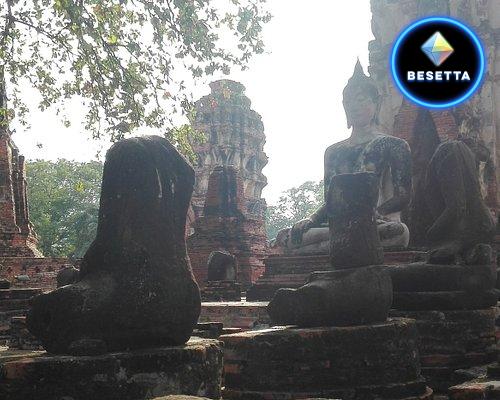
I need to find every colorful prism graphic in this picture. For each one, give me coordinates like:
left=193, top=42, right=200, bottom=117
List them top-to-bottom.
left=421, top=31, right=454, bottom=66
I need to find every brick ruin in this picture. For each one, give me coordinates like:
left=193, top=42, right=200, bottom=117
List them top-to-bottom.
left=2, top=3, right=500, bottom=400
left=190, top=79, right=268, bottom=221
left=188, top=80, right=269, bottom=288
left=0, top=134, right=73, bottom=291
left=0, top=134, right=40, bottom=258
left=188, top=166, right=267, bottom=289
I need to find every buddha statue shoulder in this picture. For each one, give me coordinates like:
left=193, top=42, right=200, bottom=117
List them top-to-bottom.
left=274, top=61, right=412, bottom=254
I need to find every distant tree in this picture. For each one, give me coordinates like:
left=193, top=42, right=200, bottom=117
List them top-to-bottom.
left=0, top=0, right=271, bottom=158
left=26, top=159, right=102, bottom=258
left=265, top=180, right=323, bottom=239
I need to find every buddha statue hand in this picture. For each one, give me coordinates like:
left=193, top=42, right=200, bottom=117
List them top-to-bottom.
left=290, top=218, right=314, bottom=244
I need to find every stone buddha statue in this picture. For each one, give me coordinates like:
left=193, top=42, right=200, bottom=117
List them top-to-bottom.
left=274, top=61, right=412, bottom=254
left=423, top=137, right=496, bottom=264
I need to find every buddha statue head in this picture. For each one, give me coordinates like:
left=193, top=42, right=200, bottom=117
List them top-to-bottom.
left=342, top=60, right=381, bottom=129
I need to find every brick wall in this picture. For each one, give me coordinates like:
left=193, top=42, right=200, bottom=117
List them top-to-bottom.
left=0, top=257, right=75, bottom=291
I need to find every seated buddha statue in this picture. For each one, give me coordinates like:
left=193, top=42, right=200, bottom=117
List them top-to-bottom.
left=274, top=61, right=412, bottom=254
left=423, top=138, right=495, bottom=264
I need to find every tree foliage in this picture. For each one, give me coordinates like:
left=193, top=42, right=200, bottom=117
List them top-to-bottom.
left=0, top=0, right=271, bottom=151
left=26, top=159, right=102, bottom=258
left=265, top=180, right=323, bottom=240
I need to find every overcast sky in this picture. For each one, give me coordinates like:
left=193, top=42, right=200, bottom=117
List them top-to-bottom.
left=12, top=1, right=374, bottom=204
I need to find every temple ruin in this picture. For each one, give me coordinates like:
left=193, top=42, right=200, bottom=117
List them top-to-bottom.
left=1, top=1, right=500, bottom=400
left=190, top=79, right=268, bottom=220
left=188, top=81, right=268, bottom=289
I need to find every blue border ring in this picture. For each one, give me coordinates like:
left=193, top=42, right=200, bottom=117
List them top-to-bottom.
left=390, top=16, right=486, bottom=109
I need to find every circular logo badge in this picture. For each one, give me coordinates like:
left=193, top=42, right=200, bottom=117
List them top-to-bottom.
left=391, top=17, right=485, bottom=109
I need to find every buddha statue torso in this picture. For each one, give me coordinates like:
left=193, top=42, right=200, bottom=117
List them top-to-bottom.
left=326, top=133, right=410, bottom=225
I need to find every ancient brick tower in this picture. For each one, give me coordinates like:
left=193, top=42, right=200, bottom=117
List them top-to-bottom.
left=369, top=1, right=500, bottom=245
left=190, top=79, right=268, bottom=220
left=0, top=133, right=41, bottom=257
left=188, top=166, right=267, bottom=289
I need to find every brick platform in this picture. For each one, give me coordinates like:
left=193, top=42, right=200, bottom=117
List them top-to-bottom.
left=247, top=251, right=426, bottom=301
left=388, top=262, right=498, bottom=393
left=199, top=301, right=269, bottom=329
left=390, top=308, right=497, bottom=392
left=220, top=319, right=432, bottom=400
left=0, top=338, right=223, bottom=400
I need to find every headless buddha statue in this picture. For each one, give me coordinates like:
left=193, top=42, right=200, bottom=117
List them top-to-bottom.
left=274, top=61, right=412, bottom=254
left=424, top=138, right=495, bottom=264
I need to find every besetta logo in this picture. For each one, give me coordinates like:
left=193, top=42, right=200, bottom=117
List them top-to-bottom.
left=391, top=17, right=485, bottom=108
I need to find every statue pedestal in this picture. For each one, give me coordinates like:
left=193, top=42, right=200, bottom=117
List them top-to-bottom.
left=246, top=251, right=426, bottom=301
left=388, top=262, right=498, bottom=393
left=220, top=319, right=432, bottom=400
left=0, top=338, right=222, bottom=400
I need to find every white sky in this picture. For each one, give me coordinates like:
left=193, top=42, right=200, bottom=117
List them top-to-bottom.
left=12, top=1, right=374, bottom=204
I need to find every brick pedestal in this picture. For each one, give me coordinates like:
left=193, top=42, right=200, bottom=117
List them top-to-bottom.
left=388, top=262, right=498, bottom=393
left=390, top=308, right=496, bottom=392
left=220, top=319, right=432, bottom=400
left=0, top=338, right=223, bottom=400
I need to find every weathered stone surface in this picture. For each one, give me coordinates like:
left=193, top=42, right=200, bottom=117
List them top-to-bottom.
left=27, top=136, right=201, bottom=355
left=188, top=166, right=267, bottom=289
left=327, top=172, right=383, bottom=268
left=388, top=263, right=496, bottom=293
left=268, top=266, right=392, bottom=327
left=393, top=290, right=498, bottom=311
left=220, top=319, right=431, bottom=400
left=0, top=338, right=222, bottom=400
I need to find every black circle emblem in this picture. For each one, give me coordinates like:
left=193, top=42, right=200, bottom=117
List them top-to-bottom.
left=391, top=17, right=485, bottom=109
